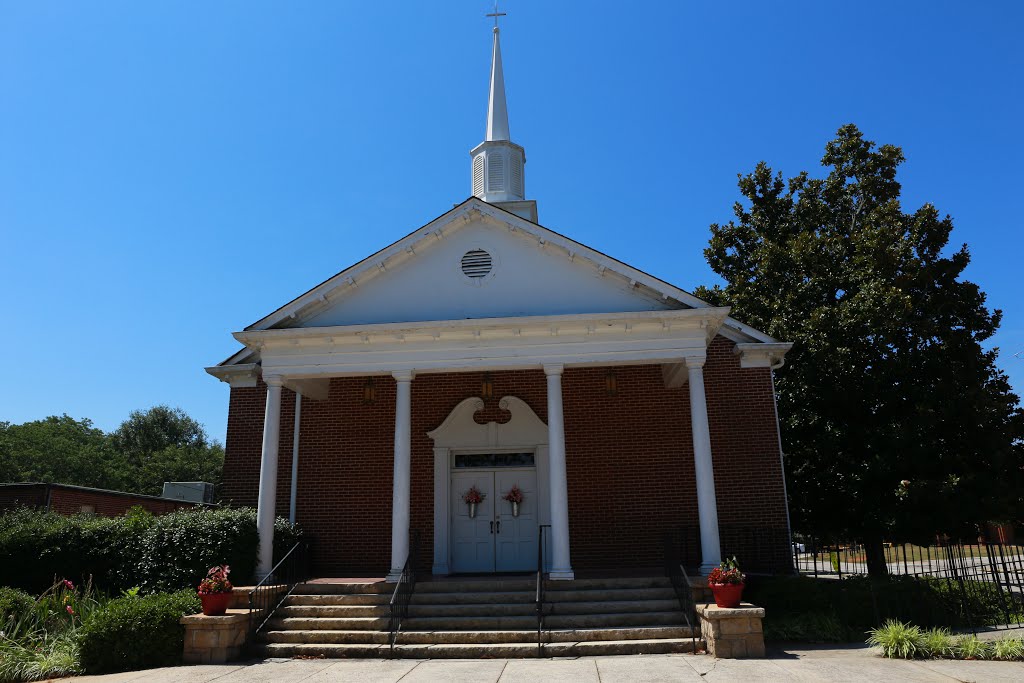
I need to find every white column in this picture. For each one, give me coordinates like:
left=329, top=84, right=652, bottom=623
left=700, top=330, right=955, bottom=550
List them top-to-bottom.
left=687, top=357, right=722, bottom=574
left=544, top=364, right=574, bottom=580
left=387, top=370, right=414, bottom=582
left=255, top=375, right=284, bottom=581
left=289, top=393, right=302, bottom=525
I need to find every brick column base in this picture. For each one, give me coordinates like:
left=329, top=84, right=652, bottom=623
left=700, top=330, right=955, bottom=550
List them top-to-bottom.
left=696, top=602, right=766, bottom=658
left=181, top=611, right=248, bottom=664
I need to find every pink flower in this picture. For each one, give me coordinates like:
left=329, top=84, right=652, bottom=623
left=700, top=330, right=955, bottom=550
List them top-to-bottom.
left=63, top=579, right=74, bottom=590
left=66, top=605, right=74, bottom=615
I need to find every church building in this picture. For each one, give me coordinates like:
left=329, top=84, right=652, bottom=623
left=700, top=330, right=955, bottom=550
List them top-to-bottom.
left=207, top=21, right=793, bottom=584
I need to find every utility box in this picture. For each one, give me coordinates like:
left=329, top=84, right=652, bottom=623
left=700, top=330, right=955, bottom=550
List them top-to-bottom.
left=162, top=481, right=215, bottom=504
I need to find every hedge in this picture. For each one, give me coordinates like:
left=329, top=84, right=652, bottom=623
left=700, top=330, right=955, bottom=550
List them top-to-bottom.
left=0, top=507, right=301, bottom=594
left=746, top=574, right=1020, bottom=642
left=0, top=587, right=34, bottom=624
left=77, top=590, right=201, bottom=674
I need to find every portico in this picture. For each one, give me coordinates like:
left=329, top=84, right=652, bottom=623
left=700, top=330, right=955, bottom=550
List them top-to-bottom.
left=219, top=305, right=773, bottom=581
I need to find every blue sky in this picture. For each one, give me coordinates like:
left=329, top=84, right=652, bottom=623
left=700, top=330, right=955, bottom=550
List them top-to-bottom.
left=1, top=1, right=1021, bottom=444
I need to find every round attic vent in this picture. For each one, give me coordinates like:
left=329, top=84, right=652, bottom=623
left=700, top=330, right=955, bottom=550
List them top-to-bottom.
left=461, top=249, right=493, bottom=278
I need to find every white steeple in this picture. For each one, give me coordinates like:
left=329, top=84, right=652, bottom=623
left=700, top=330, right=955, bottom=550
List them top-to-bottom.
left=472, top=13, right=534, bottom=220
left=485, top=27, right=510, bottom=142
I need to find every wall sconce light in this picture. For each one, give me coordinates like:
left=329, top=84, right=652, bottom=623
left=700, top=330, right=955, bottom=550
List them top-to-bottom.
left=604, top=369, right=618, bottom=396
left=481, top=372, right=494, bottom=399
left=362, top=377, right=376, bottom=405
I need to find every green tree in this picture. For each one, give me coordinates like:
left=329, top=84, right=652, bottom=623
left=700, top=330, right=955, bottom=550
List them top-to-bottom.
left=697, top=124, right=1024, bottom=576
left=111, top=405, right=208, bottom=464
left=1, top=406, right=223, bottom=498
left=111, top=406, right=223, bottom=495
left=0, top=415, right=131, bottom=490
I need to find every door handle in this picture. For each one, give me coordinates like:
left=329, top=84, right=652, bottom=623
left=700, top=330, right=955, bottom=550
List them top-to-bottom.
left=496, top=520, right=501, bottom=534
left=490, top=521, right=494, bottom=534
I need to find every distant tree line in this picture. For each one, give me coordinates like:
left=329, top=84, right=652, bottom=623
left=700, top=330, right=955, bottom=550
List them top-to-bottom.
left=0, top=406, right=224, bottom=497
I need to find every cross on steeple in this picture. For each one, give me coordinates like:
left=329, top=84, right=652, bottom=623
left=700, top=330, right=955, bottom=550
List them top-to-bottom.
left=486, top=1, right=506, bottom=29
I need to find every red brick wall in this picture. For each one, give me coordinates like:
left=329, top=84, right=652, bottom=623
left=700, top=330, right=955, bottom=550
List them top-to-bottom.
left=220, top=335, right=791, bottom=575
left=0, top=484, right=203, bottom=517
left=0, top=485, right=47, bottom=511
left=48, top=488, right=200, bottom=516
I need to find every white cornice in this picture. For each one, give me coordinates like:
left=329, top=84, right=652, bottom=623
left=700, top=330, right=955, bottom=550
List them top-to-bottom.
left=234, top=308, right=731, bottom=350
left=240, top=309, right=730, bottom=380
left=734, top=342, right=794, bottom=369
left=205, top=363, right=260, bottom=387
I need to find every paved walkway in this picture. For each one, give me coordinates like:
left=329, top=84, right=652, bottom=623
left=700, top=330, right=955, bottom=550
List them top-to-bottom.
left=68, top=645, right=1024, bottom=683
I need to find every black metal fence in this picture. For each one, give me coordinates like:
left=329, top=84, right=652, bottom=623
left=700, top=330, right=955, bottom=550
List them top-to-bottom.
left=663, top=525, right=1024, bottom=632
left=791, top=535, right=1024, bottom=631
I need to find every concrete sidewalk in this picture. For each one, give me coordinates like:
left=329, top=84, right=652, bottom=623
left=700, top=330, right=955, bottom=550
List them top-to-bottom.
left=68, top=645, right=1024, bottom=683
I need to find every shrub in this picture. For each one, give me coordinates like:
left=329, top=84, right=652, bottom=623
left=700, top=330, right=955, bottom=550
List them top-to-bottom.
left=0, top=507, right=301, bottom=594
left=0, top=509, right=124, bottom=595
left=746, top=574, right=1020, bottom=642
left=0, top=588, right=34, bottom=625
left=77, top=590, right=200, bottom=674
left=762, top=612, right=848, bottom=642
left=867, top=619, right=923, bottom=659
left=919, top=628, right=955, bottom=658
left=954, top=634, right=991, bottom=660
left=992, top=635, right=1024, bottom=661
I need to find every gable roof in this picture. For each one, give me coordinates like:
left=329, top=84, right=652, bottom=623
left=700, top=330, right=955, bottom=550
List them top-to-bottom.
left=218, top=197, right=777, bottom=367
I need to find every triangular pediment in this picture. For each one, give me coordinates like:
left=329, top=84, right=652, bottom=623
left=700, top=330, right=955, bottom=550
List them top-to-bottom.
left=250, top=198, right=702, bottom=332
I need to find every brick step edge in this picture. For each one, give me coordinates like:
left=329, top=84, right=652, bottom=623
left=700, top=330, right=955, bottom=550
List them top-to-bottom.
left=259, top=625, right=698, bottom=645
left=254, top=638, right=703, bottom=659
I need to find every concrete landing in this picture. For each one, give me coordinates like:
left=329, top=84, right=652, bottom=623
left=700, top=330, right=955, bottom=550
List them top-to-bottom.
left=69, top=646, right=1024, bottom=683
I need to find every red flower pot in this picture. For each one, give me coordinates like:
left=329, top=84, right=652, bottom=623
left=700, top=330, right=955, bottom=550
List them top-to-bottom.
left=710, top=582, right=745, bottom=608
left=199, top=592, right=232, bottom=616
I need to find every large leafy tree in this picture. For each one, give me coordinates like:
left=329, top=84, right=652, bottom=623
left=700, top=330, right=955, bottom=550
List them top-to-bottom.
left=696, top=125, right=1024, bottom=575
left=111, top=405, right=224, bottom=495
left=1, top=406, right=223, bottom=497
left=0, top=416, right=131, bottom=491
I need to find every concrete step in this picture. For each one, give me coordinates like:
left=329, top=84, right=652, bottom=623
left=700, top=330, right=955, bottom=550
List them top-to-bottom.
left=293, top=582, right=391, bottom=595
left=408, top=586, right=677, bottom=606
left=548, top=586, right=678, bottom=603
left=411, top=590, right=534, bottom=605
left=285, top=593, right=391, bottom=606
left=405, top=599, right=681, bottom=618
left=276, top=605, right=389, bottom=618
left=401, top=609, right=684, bottom=631
left=264, top=616, right=389, bottom=631
left=261, top=625, right=696, bottom=646
left=262, top=630, right=390, bottom=644
left=255, top=637, right=701, bottom=659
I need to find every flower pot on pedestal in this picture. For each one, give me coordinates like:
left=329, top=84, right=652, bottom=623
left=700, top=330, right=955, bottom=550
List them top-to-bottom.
left=709, top=582, right=745, bottom=608
left=199, top=592, right=232, bottom=616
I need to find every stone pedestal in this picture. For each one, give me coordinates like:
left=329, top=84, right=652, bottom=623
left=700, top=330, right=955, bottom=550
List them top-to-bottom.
left=696, top=602, right=765, bottom=658
left=181, top=610, right=248, bottom=664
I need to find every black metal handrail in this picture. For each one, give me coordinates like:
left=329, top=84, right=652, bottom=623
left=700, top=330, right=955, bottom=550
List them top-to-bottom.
left=536, top=524, right=550, bottom=658
left=388, top=530, right=420, bottom=654
left=663, top=531, right=699, bottom=654
left=248, top=539, right=310, bottom=639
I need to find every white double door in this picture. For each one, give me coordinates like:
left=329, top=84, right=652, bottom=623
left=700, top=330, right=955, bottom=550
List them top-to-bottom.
left=451, top=467, right=538, bottom=573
